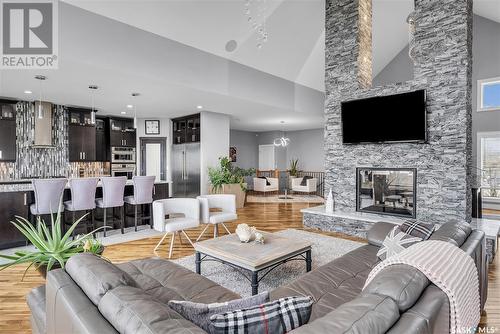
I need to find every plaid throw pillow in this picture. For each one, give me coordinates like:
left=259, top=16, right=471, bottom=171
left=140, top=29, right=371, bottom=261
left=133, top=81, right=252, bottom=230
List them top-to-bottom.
left=400, top=220, right=435, bottom=240
left=377, top=226, right=422, bottom=260
left=168, top=292, right=269, bottom=332
left=209, top=296, right=313, bottom=334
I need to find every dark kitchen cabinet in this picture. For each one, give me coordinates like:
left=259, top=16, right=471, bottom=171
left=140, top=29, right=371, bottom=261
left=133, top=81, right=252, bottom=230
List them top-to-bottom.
left=0, top=103, right=16, bottom=161
left=172, top=114, right=200, bottom=145
left=109, top=117, right=136, bottom=147
left=0, top=118, right=16, bottom=162
left=95, top=118, right=109, bottom=162
left=69, top=124, right=96, bottom=162
left=0, top=191, right=30, bottom=249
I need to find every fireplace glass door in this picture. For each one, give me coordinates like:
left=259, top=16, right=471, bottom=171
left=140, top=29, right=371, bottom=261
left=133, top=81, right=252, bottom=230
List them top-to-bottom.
left=356, top=168, right=416, bottom=218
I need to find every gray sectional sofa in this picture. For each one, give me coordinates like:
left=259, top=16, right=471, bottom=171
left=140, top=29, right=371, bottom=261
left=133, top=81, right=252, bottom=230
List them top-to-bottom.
left=27, top=221, right=487, bottom=334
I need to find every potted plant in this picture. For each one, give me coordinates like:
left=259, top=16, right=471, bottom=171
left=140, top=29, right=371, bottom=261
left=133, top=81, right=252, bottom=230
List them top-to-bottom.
left=208, top=156, right=255, bottom=208
left=289, top=158, right=299, bottom=177
left=0, top=209, right=104, bottom=279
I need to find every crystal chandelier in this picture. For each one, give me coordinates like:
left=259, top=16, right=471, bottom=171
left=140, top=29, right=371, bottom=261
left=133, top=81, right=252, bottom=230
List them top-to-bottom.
left=243, top=0, right=268, bottom=49
left=273, top=121, right=290, bottom=147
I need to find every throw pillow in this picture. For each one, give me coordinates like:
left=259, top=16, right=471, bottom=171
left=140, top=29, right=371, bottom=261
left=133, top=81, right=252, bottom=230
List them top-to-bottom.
left=258, top=176, right=271, bottom=186
left=300, top=176, right=313, bottom=186
left=400, top=220, right=435, bottom=240
left=377, top=226, right=422, bottom=260
left=168, top=292, right=269, bottom=332
left=209, top=296, right=313, bottom=334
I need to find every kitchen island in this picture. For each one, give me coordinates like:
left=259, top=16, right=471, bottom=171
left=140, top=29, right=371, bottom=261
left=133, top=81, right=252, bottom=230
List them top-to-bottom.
left=0, top=179, right=170, bottom=249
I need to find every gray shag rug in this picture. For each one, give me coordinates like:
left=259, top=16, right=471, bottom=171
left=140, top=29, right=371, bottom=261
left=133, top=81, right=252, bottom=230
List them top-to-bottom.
left=173, top=229, right=364, bottom=297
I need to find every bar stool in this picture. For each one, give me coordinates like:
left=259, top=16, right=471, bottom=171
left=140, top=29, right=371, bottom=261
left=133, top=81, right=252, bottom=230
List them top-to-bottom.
left=95, top=176, right=127, bottom=237
left=124, top=176, right=155, bottom=232
left=30, top=178, right=68, bottom=224
left=63, top=178, right=98, bottom=237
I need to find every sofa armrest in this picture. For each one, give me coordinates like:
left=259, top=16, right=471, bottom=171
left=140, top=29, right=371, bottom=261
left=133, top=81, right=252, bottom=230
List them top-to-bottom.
left=253, top=178, right=266, bottom=192
left=291, top=178, right=302, bottom=187
left=306, top=178, right=317, bottom=191
left=367, top=222, right=398, bottom=247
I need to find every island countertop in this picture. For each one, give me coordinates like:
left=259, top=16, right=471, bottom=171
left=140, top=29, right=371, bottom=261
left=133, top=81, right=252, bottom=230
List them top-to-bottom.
left=0, top=179, right=171, bottom=193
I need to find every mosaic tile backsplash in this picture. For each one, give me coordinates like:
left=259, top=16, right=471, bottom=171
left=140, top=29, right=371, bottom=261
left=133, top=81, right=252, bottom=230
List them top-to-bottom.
left=0, top=102, right=109, bottom=180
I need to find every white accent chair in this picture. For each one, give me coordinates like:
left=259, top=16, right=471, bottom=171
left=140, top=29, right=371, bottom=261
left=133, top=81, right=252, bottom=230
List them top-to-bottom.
left=253, top=177, right=279, bottom=196
left=291, top=177, right=318, bottom=194
left=196, top=194, right=237, bottom=241
left=153, top=198, right=200, bottom=258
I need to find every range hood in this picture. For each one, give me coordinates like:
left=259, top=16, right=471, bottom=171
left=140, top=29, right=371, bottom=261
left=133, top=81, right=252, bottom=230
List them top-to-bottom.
left=33, top=101, right=54, bottom=148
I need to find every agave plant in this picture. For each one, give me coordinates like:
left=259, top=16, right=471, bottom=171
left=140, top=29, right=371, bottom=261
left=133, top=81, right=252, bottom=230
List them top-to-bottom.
left=289, top=159, right=299, bottom=177
left=0, top=209, right=104, bottom=280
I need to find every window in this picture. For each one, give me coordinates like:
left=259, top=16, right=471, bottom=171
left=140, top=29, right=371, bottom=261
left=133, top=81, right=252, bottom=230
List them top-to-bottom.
left=478, top=77, right=500, bottom=112
left=478, top=132, right=500, bottom=198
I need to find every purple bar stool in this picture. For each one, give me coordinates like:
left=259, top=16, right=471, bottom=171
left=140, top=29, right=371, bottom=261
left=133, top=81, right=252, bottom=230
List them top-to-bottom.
left=95, top=176, right=127, bottom=237
left=124, top=176, right=155, bottom=231
left=30, top=178, right=68, bottom=224
left=64, top=178, right=98, bottom=237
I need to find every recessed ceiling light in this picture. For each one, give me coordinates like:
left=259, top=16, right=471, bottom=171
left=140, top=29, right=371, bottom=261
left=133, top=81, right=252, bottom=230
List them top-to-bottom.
left=24, top=90, right=32, bottom=94
left=126, top=104, right=133, bottom=109
left=197, top=105, right=203, bottom=109
left=121, top=111, right=127, bottom=115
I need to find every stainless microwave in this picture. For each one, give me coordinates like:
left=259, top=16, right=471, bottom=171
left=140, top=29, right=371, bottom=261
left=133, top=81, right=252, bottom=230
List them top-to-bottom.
left=111, top=147, right=136, bottom=164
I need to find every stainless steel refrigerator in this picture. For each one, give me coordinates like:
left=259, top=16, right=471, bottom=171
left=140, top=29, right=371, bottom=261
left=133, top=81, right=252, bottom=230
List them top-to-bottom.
left=172, top=143, right=200, bottom=198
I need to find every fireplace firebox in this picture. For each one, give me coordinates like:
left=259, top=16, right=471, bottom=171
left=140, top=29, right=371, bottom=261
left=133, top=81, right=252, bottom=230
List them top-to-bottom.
left=356, top=167, right=416, bottom=218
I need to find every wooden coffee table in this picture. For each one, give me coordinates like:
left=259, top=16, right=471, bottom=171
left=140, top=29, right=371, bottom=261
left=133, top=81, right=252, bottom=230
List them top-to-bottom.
left=194, top=231, right=312, bottom=295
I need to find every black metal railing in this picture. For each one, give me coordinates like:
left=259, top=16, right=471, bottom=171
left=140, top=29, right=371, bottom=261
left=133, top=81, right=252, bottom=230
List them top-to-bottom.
left=296, top=171, right=325, bottom=197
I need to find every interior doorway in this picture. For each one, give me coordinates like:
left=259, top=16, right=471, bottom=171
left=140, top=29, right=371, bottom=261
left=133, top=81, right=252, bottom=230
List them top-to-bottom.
left=140, top=138, right=167, bottom=181
left=259, top=144, right=276, bottom=170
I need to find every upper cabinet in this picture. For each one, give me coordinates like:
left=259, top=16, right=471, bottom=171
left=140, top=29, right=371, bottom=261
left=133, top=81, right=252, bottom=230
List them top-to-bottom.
left=0, top=103, right=16, bottom=162
left=68, top=108, right=96, bottom=162
left=173, top=114, right=200, bottom=145
left=109, top=117, right=136, bottom=147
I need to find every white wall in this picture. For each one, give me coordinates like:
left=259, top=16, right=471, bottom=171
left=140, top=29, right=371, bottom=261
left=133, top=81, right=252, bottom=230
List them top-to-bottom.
left=200, top=111, right=230, bottom=194
left=229, top=128, right=325, bottom=172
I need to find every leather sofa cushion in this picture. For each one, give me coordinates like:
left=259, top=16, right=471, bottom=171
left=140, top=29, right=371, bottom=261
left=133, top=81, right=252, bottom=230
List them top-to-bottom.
left=429, top=221, right=472, bottom=247
left=367, top=222, right=398, bottom=247
left=271, top=244, right=379, bottom=321
left=66, top=253, right=137, bottom=305
left=117, top=257, right=240, bottom=304
left=362, top=264, right=430, bottom=312
left=27, top=285, right=46, bottom=334
left=98, top=285, right=207, bottom=334
left=290, top=294, right=399, bottom=334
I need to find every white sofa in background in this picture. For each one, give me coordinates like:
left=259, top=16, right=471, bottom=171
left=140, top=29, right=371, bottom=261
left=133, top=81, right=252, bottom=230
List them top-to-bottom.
left=253, top=177, right=279, bottom=195
left=291, top=177, right=318, bottom=194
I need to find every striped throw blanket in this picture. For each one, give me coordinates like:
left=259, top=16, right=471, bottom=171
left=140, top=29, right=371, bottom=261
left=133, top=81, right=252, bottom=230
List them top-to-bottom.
left=364, top=240, right=480, bottom=334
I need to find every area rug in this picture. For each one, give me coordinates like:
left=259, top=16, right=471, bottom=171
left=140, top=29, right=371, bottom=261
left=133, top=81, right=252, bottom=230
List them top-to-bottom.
left=246, top=194, right=325, bottom=204
left=173, top=229, right=364, bottom=297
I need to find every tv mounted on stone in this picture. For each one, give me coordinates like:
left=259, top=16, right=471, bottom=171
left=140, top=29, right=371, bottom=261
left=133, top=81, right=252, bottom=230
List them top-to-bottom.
left=341, top=90, right=427, bottom=144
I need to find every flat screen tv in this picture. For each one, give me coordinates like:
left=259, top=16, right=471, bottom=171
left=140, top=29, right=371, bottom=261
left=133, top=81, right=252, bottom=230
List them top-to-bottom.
left=341, top=90, right=427, bottom=144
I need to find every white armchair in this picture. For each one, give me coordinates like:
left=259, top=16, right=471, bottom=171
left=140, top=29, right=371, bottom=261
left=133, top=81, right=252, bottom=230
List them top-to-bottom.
left=253, top=177, right=279, bottom=195
left=291, top=177, right=318, bottom=194
left=196, top=194, right=237, bottom=241
left=153, top=198, right=200, bottom=258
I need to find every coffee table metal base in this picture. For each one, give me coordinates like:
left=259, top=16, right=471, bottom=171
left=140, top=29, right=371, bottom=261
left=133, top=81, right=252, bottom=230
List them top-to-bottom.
left=195, top=249, right=312, bottom=295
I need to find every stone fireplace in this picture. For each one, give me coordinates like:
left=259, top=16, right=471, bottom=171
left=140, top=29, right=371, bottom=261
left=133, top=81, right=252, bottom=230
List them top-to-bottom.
left=303, top=0, right=473, bottom=238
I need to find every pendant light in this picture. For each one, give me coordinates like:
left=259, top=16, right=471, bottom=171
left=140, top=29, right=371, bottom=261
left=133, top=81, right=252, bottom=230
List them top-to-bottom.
left=34, top=75, right=46, bottom=119
left=89, top=85, right=98, bottom=124
left=131, top=92, right=140, bottom=129
left=273, top=121, right=290, bottom=147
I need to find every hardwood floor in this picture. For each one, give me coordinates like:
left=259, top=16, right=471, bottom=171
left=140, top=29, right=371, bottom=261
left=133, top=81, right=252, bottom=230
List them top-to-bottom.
left=0, top=202, right=498, bottom=333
